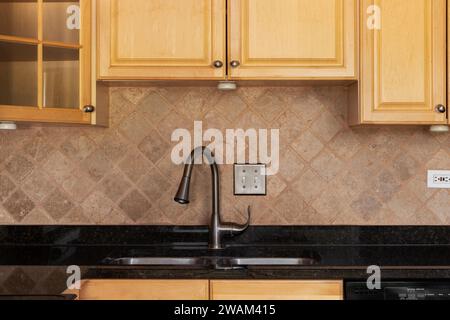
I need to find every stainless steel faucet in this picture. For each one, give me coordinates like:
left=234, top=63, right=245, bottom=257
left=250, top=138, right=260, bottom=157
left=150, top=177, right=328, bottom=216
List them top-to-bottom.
left=174, top=147, right=251, bottom=250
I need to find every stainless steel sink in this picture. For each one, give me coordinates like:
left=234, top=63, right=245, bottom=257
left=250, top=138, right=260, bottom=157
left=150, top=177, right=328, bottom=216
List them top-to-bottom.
left=106, top=256, right=318, bottom=268
left=109, top=257, right=210, bottom=266
left=227, top=257, right=317, bottom=266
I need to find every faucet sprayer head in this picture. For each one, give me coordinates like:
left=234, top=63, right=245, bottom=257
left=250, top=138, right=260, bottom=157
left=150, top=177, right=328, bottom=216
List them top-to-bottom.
left=174, top=147, right=212, bottom=205
left=174, top=176, right=191, bottom=204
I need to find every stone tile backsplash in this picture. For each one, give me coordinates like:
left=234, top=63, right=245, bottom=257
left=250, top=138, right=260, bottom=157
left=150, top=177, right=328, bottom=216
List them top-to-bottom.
left=0, top=86, right=449, bottom=225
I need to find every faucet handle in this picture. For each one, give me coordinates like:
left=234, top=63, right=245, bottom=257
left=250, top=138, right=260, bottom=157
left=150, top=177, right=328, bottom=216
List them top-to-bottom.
left=227, top=206, right=251, bottom=235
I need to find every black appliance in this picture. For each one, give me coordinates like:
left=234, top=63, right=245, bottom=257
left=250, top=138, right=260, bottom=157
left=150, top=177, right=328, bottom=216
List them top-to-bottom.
left=346, top=281, right=450, bottom=300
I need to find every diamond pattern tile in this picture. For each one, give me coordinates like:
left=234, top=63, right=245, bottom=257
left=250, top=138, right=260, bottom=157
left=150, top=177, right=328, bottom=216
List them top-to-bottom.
left=0, top=86, right=449, bottom=225
left=176, top=88, right=217, bottom=121
left=285, top=88, right=324, bottom=128
left=253, top=90, right=287, bottom=122
left=137, top=91, right=173, bottom=123
left=214, top=93, right=248, bottom=123
left=274, top=110, right=304, bottom=144
left=310, top=111, right=343, bottom=143
left=118, top=112, right=152, bottom=144
left=138, top=129, right=171, bottom=165
left=98, top=130, right=130, bottom=164
left=21, top=131, right=55, bottom=163
left=292, top=131, right=324, bottom=162
left=60, top=134, right=96, bottom=162
left=277, top=148, right=306, bottom=183
left=81, top=149, right=114, bottom=182
left=310, top=149, right=344, bottom=182
left=42, top=151, right=75, bottom=185
left=390, top=151, right=420, bottom=182
left=5, top=154, right=34, bottom=182
left=138, top=169, right=171, bottom=203
left=370, top=169, right=401, bottom=202
left=61, top=170, right=95, bottom=202
left=100, top=170, right=132, bottom=203
left=292, top=170, right=326, bottom=204
left=22, top=171, right=55, bottom=203
left=0, top=174, right=16, bottom=203
left=387, top=186, right=423, bottom=218
left=42, top=189, right=74, bottom=221
left=3, top=190, right=35, bottom=222
left=119, top=190, right=152, bottom=221
left=426, top=190, right=450, bottom=223
left=350, top=191, right=383, bottom=222
left=21, top=208, right=54, bottom=225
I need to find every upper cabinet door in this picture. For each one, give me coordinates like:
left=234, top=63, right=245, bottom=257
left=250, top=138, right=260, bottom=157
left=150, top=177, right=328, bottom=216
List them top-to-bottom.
left=0, top=0, right=93, bottom=125
left=98, top=0, right=226, bottom=80
left=228, top=0, right=357, bottom=80
left=359, top=0, right=447, bottom=124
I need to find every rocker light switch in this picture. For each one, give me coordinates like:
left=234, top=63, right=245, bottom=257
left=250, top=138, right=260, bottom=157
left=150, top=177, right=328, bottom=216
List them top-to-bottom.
left=234, top=164, right=267, bottom=196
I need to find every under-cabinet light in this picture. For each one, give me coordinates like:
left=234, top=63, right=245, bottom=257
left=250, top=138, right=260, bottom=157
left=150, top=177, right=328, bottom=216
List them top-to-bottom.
left=217, top=81, right=237, bottom=91
left=0, top=122, right=17, bottom=130
left=430, top=125, right=449, bottom=133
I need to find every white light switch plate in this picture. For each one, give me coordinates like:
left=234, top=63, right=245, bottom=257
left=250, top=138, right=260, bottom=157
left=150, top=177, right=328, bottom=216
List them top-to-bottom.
left=234, top=164, right=267, bottom=195
left=428, top=170, right=450, bottom=189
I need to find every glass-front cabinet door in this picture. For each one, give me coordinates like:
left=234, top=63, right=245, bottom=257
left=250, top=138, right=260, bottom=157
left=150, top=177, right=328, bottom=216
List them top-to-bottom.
left=0, top=0, right=92, bottom=124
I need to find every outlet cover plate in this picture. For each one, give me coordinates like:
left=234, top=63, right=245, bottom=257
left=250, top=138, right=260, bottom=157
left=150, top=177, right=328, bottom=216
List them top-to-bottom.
left=234, top=164, right=267, bottom=196
left=428, top=170, right=450, bottom=189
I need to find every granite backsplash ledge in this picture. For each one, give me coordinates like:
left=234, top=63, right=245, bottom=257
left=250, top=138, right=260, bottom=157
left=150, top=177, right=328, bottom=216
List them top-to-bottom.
left=0, top=86, right=449, bottom=225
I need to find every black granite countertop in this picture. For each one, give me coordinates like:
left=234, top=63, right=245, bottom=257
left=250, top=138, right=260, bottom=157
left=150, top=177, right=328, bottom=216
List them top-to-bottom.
left=1, top=226, right=450, bottom=295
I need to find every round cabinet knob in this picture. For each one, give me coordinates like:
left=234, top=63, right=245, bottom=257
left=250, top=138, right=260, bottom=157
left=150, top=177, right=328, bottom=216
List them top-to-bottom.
left=213, top=60, right=223, bottom=68
left=230, top=60, right=240, bottom=68
left=436, top=104, right=447, bottom=114
left=83, top=105, right=95, bottom=113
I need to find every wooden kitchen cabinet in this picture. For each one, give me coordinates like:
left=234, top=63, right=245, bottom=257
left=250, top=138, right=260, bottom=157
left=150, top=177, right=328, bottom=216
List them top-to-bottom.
left=0, top=0, right=100, bottom=125
left=97, top=0, right=226, bottom=80
left=97, top=0, right=355, bottom=81
left=228, top=0, right=357, bottom=80
left=349, top=0, right=448, bottom=125
left=68, top=279, right=343, bottom=300
left=75, top=280, right=210, bottom=300
left=210, top=280, right=344, bottom=300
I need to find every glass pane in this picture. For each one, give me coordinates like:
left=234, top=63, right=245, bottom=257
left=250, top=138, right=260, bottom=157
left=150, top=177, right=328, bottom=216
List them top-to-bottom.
left=0, top=0, right=37, bottom=39
left=43, top=0, right=80, bottom=44
left=0, top=41, right=37, bottom=106
left=43, top=46, right=79, bottom=109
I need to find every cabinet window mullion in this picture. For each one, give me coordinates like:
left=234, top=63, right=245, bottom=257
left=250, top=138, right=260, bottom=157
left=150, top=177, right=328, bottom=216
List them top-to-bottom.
left=37, top=0, right=43, bottom=109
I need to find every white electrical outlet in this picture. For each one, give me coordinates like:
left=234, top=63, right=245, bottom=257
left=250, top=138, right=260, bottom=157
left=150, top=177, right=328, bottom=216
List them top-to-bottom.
left=234, top=164, right=267, bottom=195
left=428, top=170, right=450, bottom=189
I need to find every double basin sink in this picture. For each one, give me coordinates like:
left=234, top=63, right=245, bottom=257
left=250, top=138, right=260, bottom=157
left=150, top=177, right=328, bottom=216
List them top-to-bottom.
left=106, top=256, right=318, bottom=269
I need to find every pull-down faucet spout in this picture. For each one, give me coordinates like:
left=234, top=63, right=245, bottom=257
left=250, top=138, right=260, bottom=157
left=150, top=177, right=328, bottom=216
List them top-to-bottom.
left=174, top=147, right=251, bottom=250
